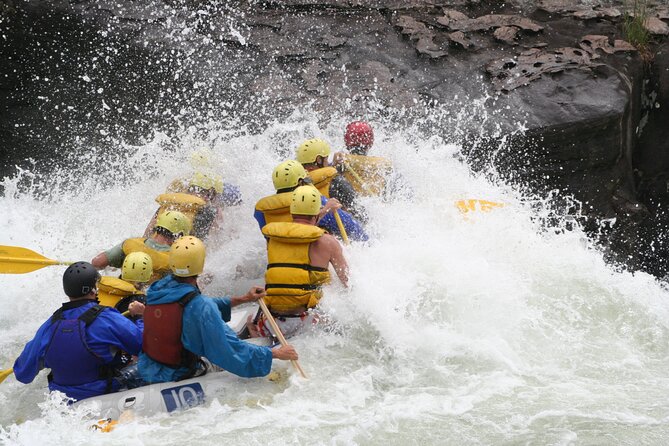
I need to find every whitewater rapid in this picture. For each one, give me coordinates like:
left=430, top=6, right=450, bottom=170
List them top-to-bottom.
left=1, top=116, right=669, bottom=445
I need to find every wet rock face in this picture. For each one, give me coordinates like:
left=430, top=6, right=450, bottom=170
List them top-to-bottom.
left=1, top=0, right=668, bottom=277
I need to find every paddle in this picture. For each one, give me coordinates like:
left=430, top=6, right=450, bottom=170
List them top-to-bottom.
left=342, top=161, right=373, bottom=194
left=455, top=199, right=505, bottom=214
left=333, top=211, right=350, bottom=245
left=0, top=245, right=72, bottom=274
left=257, top=299, right=308, bottom=379
left=0, top=367, right=13, bottom=384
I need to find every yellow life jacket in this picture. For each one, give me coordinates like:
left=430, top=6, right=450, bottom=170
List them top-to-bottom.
left=342, top=154, right=393, bottom=196
left=307, top=167, right=337, bottom=198
left=154, top=192, right=206, bottom=223
left=254, top=192, right=293, bottom=225
left=262, top=222, right=330, bottom=313
left=122, top=238, right=170, bottom=283
left=97, top=276, right=142, bottom=309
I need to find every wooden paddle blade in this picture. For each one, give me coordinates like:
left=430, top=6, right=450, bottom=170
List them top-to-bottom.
left=0, top=245, right=68, bottom=274
left=0, top=368, right=14, bottom=384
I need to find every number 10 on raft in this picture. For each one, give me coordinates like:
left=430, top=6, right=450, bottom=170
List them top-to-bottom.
left=160, top=383, right=205, bottom=412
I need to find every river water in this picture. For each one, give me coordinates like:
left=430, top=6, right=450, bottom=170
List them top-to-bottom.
left=1, top=115, right=669, bottom=445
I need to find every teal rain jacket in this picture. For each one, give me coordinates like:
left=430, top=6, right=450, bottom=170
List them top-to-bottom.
left=138, top=275, right=273, bottom=383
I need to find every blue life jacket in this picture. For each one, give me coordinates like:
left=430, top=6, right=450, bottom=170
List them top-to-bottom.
left=44, top=305, right=114, bottom=393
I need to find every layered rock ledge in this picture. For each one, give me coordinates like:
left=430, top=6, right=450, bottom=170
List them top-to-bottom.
left=0, top=0, right=667, bottom=277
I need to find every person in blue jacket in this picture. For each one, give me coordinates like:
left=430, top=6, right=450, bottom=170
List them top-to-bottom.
left=254, top=160, right=368, bottom=242
left=138, top=236, right=298, bottom=383
left=13, top=262, right=144, bottom=401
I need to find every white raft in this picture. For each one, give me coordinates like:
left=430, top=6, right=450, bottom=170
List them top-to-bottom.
left=74, top=305, right=272, bottom=420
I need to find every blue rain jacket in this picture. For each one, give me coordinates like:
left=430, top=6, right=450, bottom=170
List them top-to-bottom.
left=254, top=196, right=368, bottom=241
left=138, top=275, right=273, bottom=383
left=13, top=299, right=143, bottom=401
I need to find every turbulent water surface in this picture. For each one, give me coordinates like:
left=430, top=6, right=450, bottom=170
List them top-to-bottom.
left=1, top=115, right=669, bottom=445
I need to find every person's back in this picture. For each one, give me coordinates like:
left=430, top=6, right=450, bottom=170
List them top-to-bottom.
left=337, top=121, right=411, bottom=200
left=296, top=138, right=365, bottom=221
left=255, top=160, right=368, bottom=242
left=262, top=186, right=348, bottom=316
left=92, top=210, right=191, bottom=284
left=139, top=236, right=298, bottom=384
left=13, top=262, right=142, bottom=401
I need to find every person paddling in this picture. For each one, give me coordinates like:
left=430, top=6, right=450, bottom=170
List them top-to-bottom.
left=333, top=121, right=408, bottom=199
left=296, top=138, right=366, bottom=221
left=254, top=160, right=368, bottom=242
left=145, top=172, right=230, bottom=240
left=251, top=185, right=349, bottom=339
left=92, top=210, right=191, bottom=283
left=138, top=236, right=298, bottom=383
left=97, top=252, right=153, bottom=317
left=12, top=262, right=143, bottom=401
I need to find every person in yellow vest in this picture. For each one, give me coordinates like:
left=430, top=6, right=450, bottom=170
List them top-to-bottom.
left=331, top=121, right=394, bottom=198
left=334, top=121, right=411, bottom=200
left=296, top=138, right=366, bottom=221
left=254, top=160, right=368, bottom=242
left=144, top=172, right=227, bottom=240
left=251, top=185, right=349, bottom=340
left=92, top=210, right=191, bottom=283
left=97, top=252, right=153, bottom=318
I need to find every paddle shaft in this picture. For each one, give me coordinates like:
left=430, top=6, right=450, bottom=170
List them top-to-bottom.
left=342, top=162, right=373, bottom=195
left=333, top=211, right=350, bottom=245
left=258, top=299, right=308, bottom=379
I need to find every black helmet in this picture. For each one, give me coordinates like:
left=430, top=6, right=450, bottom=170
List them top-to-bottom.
left=63, top=262, right=101, bottom=298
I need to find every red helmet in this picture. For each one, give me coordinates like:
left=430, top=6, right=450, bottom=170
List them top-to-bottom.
left=344, top=121, right=374, bottom=148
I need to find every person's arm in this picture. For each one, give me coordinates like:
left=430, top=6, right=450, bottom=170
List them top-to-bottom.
left=319, top=208, right=369, bottom=242
left=253, top=209, right=267, bottom=232
left=327, top=236, right=349, bottom=286
left=91, top=243, right=126, bottom=269
left=91, top=252, right=109, bottom=269
left=229, top=286, right=265, bottom=307
left=211, top=297, right=232, bottom=322
left=198, top=304, right=274, bottom=378
left=102, top=312, right=143, bottom=356
left=13, top=322, right=52, bottom=384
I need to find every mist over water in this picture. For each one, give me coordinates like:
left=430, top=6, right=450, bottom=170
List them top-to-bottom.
left=1, top=111, right=669, bottom=445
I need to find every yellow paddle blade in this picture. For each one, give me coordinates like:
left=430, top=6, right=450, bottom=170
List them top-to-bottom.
left=455, top=199, right=505, bottom=214
left=0, top=245, right=71, bottom=274
left=0, top=368, right=14, bottom=384
left=91, top=418, right=118, bottom=433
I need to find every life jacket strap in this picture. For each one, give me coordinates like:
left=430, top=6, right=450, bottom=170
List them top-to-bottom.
left=267, top=263, right=328, bottom=272
left=265, top=283, right=322, bottom=290
left=78, top=305, right=107, bottom=326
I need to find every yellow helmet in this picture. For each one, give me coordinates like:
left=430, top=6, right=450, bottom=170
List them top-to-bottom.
left=295, top=138, right=331, bottom=164
left=272, top=160, right=308, bottom=190
left=189, top=172, right=223, bottom=194
left=291, top=185, right=322, bottom=216
left=156, top=210, right=192, bottom=237
left=169, top=236, right=206, bottom=277
left=121, top=252, right=153, bottom=283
